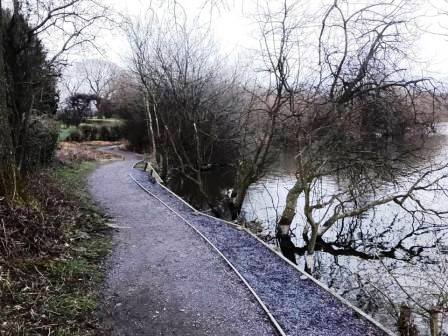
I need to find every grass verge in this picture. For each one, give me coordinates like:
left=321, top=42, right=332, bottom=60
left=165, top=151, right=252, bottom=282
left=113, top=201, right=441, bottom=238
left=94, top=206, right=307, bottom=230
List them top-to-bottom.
left=0, top=161, right=111, bottom=336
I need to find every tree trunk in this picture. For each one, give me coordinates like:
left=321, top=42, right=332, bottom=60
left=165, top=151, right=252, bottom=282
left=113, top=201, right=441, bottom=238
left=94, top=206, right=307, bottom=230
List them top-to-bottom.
left=0, top=4, right=17, bottom=199
left=17, top=94, right=34, bottom=172
left=144, top=94, right=157, bottom=163
left=0, top=101, right=15, bottom=198
left=161, top=149, right=168, bottom=181
left=230, top=177, right=251, bottom=220
left=278, top=179, right=303, bottom=230
left=276, top=180, right=304, bottom=264
left=304, top=225, right=318, bottom=274
left=398, top=305, right=419, bottom=336
left=429, top=308, right=440, bottom=336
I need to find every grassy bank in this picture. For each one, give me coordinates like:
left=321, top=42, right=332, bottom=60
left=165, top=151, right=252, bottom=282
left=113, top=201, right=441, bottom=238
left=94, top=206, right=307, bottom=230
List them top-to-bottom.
left=0, top=161, right=111, bottom=335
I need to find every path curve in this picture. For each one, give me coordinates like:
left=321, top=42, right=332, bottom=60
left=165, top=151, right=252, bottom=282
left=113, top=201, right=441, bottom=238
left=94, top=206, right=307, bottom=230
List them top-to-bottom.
left=88, top=150, right=278, bottom=336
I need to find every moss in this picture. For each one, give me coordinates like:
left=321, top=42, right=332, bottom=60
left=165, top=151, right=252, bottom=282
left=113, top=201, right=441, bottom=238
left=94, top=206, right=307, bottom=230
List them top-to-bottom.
left=74, top=235, right=111, bottom=260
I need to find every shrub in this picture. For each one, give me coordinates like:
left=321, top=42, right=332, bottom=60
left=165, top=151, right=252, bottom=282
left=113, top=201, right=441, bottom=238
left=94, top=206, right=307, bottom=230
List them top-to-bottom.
left=21, top=116, right=59, bottom=170
left=121, top=119, right=148, bottom=151
left=64, top=121, right=123, bottom=143
left=79, top=124, right=101, bottom=141
left=79, top=124, right=92, bottom=141
left=89, top=125, right=98, bottom=140
left=99, top=125, right=110, bottom=140
left=108, top=125, right=123, bottom=141
left=66, top=129, right=83, bottom=142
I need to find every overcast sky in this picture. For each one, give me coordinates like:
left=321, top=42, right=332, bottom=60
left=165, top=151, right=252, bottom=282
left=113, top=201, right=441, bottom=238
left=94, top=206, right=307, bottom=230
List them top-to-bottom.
left=58, top=0, right=448, bottom=95
left=92, top=1, right=448, bottom=77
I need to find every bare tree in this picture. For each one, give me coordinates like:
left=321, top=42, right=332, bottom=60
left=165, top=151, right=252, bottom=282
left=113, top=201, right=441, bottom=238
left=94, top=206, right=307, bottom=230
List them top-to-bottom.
left=19, top=0, right=111, bottom=67
left=224, top=0, right=301, bottom=221
left=245, top=1, right=448, bottom=274
left=124, top=10, right=161, bottom=166
left=125, top=10, right=244, bottom=212
left=78, top=59, right=120, bottom=116
left=80, top=59, right=118, bottom=97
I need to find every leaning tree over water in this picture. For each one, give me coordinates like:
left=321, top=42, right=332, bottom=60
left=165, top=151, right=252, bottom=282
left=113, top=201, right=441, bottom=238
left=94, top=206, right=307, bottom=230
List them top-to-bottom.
left=251, top=0, right=448, bottom=273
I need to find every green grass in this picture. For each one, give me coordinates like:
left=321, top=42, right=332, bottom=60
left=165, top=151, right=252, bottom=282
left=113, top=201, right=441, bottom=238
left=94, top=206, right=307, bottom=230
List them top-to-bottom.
left=84, top=118, right=124, bottom=126
left=53, top=161, right=98, bottom=203
left=49, top=162, right=110, bottom=333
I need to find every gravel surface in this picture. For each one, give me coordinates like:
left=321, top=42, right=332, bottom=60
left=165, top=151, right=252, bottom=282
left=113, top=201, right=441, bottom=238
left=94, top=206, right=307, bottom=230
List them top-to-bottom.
left=88, top=153, right=278, bottom=336
left=130, top=167, right=390, bottom=336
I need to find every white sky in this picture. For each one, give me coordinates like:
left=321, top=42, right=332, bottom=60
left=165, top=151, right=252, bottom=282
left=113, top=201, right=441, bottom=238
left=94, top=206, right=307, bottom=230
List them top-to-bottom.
left=3, top=0, right=448, bottom=78
left=55, top=0, right=448, bottom=92
left=92, top=0, right=448, bottom=78
left=95, top=0, right=258, bottom=66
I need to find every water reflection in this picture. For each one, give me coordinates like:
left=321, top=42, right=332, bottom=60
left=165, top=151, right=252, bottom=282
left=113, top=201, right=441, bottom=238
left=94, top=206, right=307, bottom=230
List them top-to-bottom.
left=168, top=123, right=448, bottom=334
left=242, top=123, right=448, bottom=334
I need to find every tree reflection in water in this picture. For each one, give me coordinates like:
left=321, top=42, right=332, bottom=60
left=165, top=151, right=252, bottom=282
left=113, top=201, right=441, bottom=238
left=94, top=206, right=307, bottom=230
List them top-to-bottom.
left=170, top=124, right=448, bottom=334
left=242, top=124, right=448, bottom=334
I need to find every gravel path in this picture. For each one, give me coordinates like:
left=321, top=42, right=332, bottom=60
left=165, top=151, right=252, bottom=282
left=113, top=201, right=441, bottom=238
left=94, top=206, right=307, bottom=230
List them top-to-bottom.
left=88, top=153, right=278, bottom=336
left=130, top=168, right=391, bottom=336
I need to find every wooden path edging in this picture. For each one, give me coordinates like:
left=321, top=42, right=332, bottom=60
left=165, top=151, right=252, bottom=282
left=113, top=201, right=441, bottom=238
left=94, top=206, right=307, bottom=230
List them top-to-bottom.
left=133, top=161, right=395, bottom=336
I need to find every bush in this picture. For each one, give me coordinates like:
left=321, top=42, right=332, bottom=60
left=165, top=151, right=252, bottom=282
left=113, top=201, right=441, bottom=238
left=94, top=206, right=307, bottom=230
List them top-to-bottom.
left=21, top=116, right=59, bottom=170
left=121, top=119, right=148, bottom=152
left=64, top=121, right=123, bottom=142
left=79, top=124, right=95, bottom=141
left=82, top=124, right=122, bottom=141
left=89, top=125, right=98, bottom=140
left=99, top=125, right=110, bottom=140
left=108, top=125, right=123, bottom=141
left=66, top=129, right=83, bottom=142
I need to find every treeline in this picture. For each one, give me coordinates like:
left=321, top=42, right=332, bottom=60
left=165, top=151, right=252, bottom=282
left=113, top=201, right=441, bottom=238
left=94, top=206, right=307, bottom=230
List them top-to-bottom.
left=3, top=0, right=443, bottom=275
left=50, top=2, right=448, bottom=274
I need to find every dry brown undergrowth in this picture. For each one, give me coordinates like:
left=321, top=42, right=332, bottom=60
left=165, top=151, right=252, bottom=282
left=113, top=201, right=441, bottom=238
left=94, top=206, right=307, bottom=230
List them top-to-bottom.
left=57, top=141, right=125, bottom=163
left=1, top=143, right=121, bottom=335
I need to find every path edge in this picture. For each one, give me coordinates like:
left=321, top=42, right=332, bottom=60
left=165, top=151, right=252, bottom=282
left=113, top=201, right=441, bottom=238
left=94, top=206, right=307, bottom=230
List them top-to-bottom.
left=132, top=162, right=395, bottom=336
left=129, top=173, right=286, bottom=336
